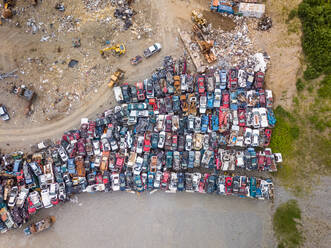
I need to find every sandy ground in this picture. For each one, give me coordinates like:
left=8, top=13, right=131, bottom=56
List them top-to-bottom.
left=0, top=192, right=275, bottom=248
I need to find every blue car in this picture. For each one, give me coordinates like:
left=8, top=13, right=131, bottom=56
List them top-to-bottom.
left=220, top=70, right=227, bottom=89
left=230, top=91, right=238, bottom=110
left=207, top=92, right=214, bottom=109
left=172, top=95, right=181, bottom=113
left=267, top=108, right=276, bottom=127
left=201, top=115, right=209, bottom=133
left=212, top=115, right=219, bottom=132
left=166, top=151, right=173, bottom=169
left=188, top=151, right=195, bottom=169
left=68, top=158, right=76, bottom=175
left=147, top=172, right=155, bottom=190
left=177, top=172, right=185, bottom=191
left=120, top=173, right=126, bottom=191
left=134, top=175, right=144, bottom=192
left=249, top=177, right=257, bottom=198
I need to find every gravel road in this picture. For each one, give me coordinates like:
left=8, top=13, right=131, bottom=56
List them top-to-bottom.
left=0, top=192, right=275, bottom=248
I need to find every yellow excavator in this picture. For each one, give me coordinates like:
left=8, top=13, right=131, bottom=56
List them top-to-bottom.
left=0, top=0, right=14, bottom=24
left=100, top=43, right=126, bottom=57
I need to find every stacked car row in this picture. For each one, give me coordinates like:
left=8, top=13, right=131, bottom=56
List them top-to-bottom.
left=0, top=56, right=280, bottom=233
left=0, top=164, right=273, bottom=233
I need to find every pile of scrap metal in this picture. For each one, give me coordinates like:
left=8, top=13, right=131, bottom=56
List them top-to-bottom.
left=0, top=0, right=15, bottom=22
left=113, top=0, right=136, bottom=30
left=258, top=16, right=272, bottom=31
left=0, top=69, right=17, bottom=81
left=11, top=85, right=36, bottom=116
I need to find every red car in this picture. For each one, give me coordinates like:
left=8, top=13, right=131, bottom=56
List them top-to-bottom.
left=228, top=69, right=238, bottom=90
left=254, top=72, right=264, bottom=89
left=197, top=76, right=205, bottom=94
left=136, top=81, right=145, bottom=101
left=259, top=89, right=266, bottom=107
left=222, top=91, right=230, bottom=108
left=149, top=98, right=158, bottom=112
left=238, top=108, right=246, bottom=127
left=88, top=121, right=96, bottom=138
left=264, top=129, right=272, bottom=146
left=144, top=133, right=151, bottom=152
left=172, top=135, right=178, bottom=151
left=77, top=140, right=86, bottom=156
left=258, top=152, right=266, bottom=171
left=116, top=154, right=125, bottom=171
left=161, top=172, right=170, bottom=190
left=95, top=173, right=103, bottom=184
left=198, top=177, right=206, bottom=193
left=225, top=177, right=233, bottom=195
left=27, top=197, right=36, bottom=215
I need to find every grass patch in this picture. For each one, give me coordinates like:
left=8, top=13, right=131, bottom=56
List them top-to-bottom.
left=298, top=0, right=331, bottom=78
left=317, top=75, right=331, bottom=99
left=296, top=78, right=305, bottom=91
left=273, top=200, right=303, bottom=248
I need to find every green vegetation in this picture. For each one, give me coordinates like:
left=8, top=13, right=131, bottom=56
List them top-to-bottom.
left=298, top=0, right=331, bottom=79
left=317, top=75, right=331, bottom=98
left=296, top=78, right=305, bottom=91
left=273, top=200, right=303, bottom=248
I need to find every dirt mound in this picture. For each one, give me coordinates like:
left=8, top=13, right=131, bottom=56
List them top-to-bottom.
left=202, top=10, right=235, bottom=32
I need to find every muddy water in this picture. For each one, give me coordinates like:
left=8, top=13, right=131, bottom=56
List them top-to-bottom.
left=0, top=192, right=274, bottom=248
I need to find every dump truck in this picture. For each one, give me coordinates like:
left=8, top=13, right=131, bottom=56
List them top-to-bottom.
left=108, top=69, right=125, bottom=88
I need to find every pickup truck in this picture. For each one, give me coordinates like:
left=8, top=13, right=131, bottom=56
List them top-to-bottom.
left=143, top=43, right=162, bottom=58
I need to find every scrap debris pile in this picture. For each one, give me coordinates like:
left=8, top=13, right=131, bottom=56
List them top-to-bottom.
left=113, top=0, right=136, bottom=30
left=258, top=16, right=272, bottom=31
left=0, top=54, right=281, bottom=233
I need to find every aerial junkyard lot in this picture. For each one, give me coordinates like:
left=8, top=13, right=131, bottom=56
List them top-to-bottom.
left=3, top=1, right=326, bottom=248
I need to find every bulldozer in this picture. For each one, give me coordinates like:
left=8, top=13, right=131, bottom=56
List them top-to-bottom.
left=191, top=10, right=207, bottom=29
left=100, top=43, right=126, bottom=57
left=108, top=69, right=125, bottom=88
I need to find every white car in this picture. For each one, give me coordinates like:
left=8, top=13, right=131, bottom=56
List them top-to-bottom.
left=143, top=43, right=162, bottom=58
left=238, top=69, right=247, bottom=88
left=180, top=74, right=187, bottom=92
left=113, top=86, right=124, bottom=103
left=214, top=89, right=221, bottom=108
left=266, top=90, right=273, bottom=108
left=199, top=95, right=207, bottom=114
left=252, top=108, right=260, bottom=128
left=259, top=108, right=268, bottom=128
left=232, top=110, right=239, bottom=126
left=155, top=115, right=165, bottom=132
left=172, top=115, right=179, bottom=132
left=127, top=116, right=137, bottom=126
left=244, top=128, right=252, bottom=145
left=252, top=129, right=260, bottom=147
left=158, top=131, right=165, bottom=149
left=185, top=134, right=193, bottom=151
left=136, top=136, right=144, bottom=154
left=235, top=136, right=244, bottom=147
left=110, top=139, right=119, bottom=151
left=92, top=140, right=101, bottom=155
left=58, top=146, right=68, bottom=162
left=236, top=151, right=245, bottom=168
left=274, top=153, right=283, bottom=163
left=94, top=155, right=102, bottom=167
left=133, top=156, right=143, bottom=175
left=154, top=171, right=162, bottom=189
left=168, top=172, right=178, bottom=192
left=111, top=173, right=120, bottom=191
left=192, top=173, right=201, bottom=192
left=58, top=182, right=66, bottom=201
left=49, top=183, right=59, bottom=204
left=7, top=186, right=18, bottom=207
left=16, top=187, right=29, bottom=208
left=41, top=188, right=52, bottom=208
left=29, top=191, right=43, bottom=209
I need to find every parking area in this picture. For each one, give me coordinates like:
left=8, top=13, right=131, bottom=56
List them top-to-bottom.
left=0, top=192, right=275, bottom=248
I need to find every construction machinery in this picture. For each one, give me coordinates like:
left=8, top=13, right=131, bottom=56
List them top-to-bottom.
left=1, top=0, right=14, bottom=23
left=191, top=10, right=207, bottom=29
left=193, top=25, right=216, bottom=63
left=100, top=43, right=126, bottom=57
left=108, top=69, right=125, bottom=88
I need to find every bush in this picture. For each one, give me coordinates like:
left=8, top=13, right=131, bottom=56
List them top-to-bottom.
left=298, top=0, right=331, bottom=77
left=288, top=9, right=297, bottom=21
left=303, top=66, right=320, bottom=80
left=317, top=75, right=331, bottom=99
left=296, top=79, right=305, bottom=91
left=273, top=200, right=303, bottom=248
